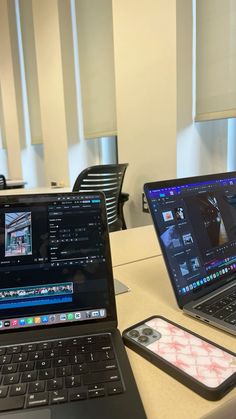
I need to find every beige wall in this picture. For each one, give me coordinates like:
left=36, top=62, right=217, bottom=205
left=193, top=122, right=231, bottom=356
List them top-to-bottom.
left=112, top=0, right=177, bottom=227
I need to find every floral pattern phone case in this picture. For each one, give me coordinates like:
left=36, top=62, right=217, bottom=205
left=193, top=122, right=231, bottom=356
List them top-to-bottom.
left=123, top=316, right=236, bottom=400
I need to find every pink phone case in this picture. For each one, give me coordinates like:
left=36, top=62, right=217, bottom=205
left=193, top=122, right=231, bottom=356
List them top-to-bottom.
left=123, top=316, right=236, bottom=400
left=145, top=317, right=236, bottom=388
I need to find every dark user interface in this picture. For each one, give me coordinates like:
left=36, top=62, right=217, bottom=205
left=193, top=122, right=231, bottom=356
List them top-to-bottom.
left=147, top=177, right=236, bottom=299
left=0, top=194, right=110, bottom=330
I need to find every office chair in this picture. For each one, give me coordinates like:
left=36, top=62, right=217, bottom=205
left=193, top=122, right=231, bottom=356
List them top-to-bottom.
left=72, top=163, right=129, bottom=232
left=0, top=174, right=6, bottom=190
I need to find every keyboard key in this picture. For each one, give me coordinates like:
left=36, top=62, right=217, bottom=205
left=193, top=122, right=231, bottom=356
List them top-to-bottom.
left=213, top=309, right=229, bottom=320
left=224, top=313, right=236, bottom=325
left=53, top=340, right=68, bottom=348
left=37, top=342, right=52, bottom=351
left=22, top=344, right=37, bottom=353
left=6, top=346, right=21, bottom=354
left=60, top=347, right=75, bottom=356
left=0, top=348, right=6, bottom=356
left=44, top=349, right=59, bottom=359
left=100, top=350, right=114, bottom=361
left=29, top=351, right=43, bottom=361
left=85, top=352, right=101, bottom=362
left=13, top=353, right=28, bottom=363
left=69, top=354, right=84, bottom=364
left=0, top=355, right=12, bottom=365
left=54, top=357, right=68, bottom=367
left=36, top=359, right=51, bottom=369
left=89, top=360, right=117, bottom=372
left=19, top=362, right=34, bottom=372
left=2, top=364, right=18, bottom=374
left=72, top=364, right=89, bottom=375
left=56, top=365, right=72, bottom=377
left=38, top=368, right=55, bottom=380
left=83, top=370, right=120, bottom=385
left=21, top=371, right=38, bottom=382
left=3, top=373, right=20, bottom=385
left=65, top=375, right=81, bottom=388
left=47, top=378, right=63, bottom=390
left=28, top=381, right=45, bottom=393
left=107, top=381, right=124, bottom=396
left=9, top=383, right=27, bottom=396
left=0, top=386, right=8, bottom=398
left=88, top=388, right=105, bottom=398
left=51, top=390, right=68, bottom=404
left=69, top=390, right=87, bottom=402
left=26, top=392, right=49, bottom=408
left=0, top=395, right=25, bottom=411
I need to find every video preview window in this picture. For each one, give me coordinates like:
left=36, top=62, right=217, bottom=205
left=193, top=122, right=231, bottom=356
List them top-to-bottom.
left=196, top=195, right=229, bottom=248
left=5, top=212, right=32, bottom=257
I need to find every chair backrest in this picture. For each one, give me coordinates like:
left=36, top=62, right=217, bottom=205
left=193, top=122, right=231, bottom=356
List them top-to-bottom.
left=72, top=164, right=128, bottom=231
left=0, top=175, right=6, bottom=190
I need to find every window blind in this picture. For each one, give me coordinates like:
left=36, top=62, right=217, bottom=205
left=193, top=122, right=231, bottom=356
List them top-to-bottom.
left=75, top=0, right=117, bottom=138
left=196, top=0, right=236, bottom=121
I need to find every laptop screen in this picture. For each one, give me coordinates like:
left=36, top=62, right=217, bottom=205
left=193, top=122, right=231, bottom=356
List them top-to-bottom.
left=144, top=172, right=236, bottom=307
left=0, top=192, right=116, bottom=332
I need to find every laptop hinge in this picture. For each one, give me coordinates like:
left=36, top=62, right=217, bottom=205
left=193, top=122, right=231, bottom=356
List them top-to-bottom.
left=1, top=321, right=118, bottom=346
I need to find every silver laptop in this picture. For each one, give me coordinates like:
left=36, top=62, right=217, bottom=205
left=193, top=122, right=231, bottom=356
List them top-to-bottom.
left=144, top=171, right=236, bottom=336
left=0, top=192, right=146, bottom=418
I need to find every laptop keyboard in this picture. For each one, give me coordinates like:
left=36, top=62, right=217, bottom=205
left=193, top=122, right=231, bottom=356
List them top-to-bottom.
left=194, top=284, right=236, bottom=325
left=0, top=333, right=124, bottom=412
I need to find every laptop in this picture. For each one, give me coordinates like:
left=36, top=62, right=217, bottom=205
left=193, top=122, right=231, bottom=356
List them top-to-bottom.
left=144, top=171, right=236, bottom=336
left=0, top=192, right=146, bottom=418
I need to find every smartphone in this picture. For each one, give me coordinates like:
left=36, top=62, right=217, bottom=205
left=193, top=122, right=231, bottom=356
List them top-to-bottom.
left=122, top=316, right=236, bottom=400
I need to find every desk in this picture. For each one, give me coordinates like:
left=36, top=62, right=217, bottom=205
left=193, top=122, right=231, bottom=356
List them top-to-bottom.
left=6, top=179, right=27, bottom=189
left=0, top=186, right=71, bottom=195
left=109, top=225, right=161, bottom=267
left=114, top=256, right=236, bottom=419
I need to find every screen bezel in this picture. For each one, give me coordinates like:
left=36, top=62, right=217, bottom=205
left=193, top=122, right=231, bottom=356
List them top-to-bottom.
left=144, top=171, right=236, bottom=308
left=0, top=191, right=117, bottom=334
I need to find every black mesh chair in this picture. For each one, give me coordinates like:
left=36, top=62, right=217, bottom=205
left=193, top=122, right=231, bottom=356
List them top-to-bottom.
left=72, top=164, right=129, bottom=232
left=0, top=175, right=6, bottom=190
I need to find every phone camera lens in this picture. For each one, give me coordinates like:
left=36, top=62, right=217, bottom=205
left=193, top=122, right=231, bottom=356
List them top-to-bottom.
left=142, top=328, right=153, bottom=336
left=128, top=329, right=140, bottom=338
left=138, top=335, right=149, bottom=343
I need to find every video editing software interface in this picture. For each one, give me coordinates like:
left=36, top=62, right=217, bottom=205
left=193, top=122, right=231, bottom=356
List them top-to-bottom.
left=147, top=176, right=236, bottom=300
left=0, top=194, right=111, bottom=332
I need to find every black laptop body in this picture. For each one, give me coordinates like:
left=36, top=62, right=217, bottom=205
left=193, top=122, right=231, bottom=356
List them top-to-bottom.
left=0, top=191, right=146, bottom=419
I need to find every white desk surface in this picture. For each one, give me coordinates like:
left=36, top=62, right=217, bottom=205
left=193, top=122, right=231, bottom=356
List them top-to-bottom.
left=6, top=179, right=27, bottom=187
left=0, top=186, right=71, bottom=195
left=109, top=224, right=161, bottom=267
left=114, top=256, right=236, bottom=419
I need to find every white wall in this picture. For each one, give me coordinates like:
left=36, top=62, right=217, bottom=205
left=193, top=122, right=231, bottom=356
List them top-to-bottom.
left=112, top=0, right=177, bottom=227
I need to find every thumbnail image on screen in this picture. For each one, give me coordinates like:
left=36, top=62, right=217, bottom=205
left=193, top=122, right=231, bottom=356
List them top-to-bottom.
left=5, top=212, right=32, bottom=257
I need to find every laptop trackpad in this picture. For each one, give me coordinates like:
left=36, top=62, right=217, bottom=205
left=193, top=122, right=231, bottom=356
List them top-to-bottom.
left=1, top=410, right=51, bottom=419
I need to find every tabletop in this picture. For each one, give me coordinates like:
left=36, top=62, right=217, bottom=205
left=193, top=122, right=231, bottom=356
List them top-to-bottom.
left=109, top=224, right=161, bottom=267
left=114, top=256, right=236, bottom=419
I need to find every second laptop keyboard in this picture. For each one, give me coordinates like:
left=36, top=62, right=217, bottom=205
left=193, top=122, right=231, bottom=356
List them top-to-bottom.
left=194, top=284, right=236, bottom=325
left=0, top=333, right=124, bottom=412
